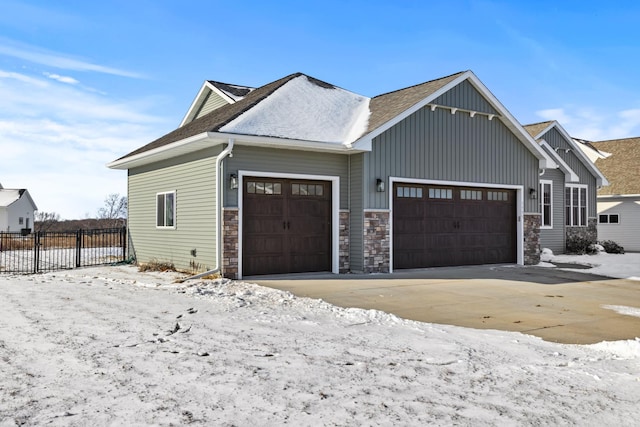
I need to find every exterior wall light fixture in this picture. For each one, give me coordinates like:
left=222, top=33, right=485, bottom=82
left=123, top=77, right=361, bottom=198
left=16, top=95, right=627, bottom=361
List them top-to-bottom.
left=230, top=173, right=238, bottom=190
left=376, top=178, right=385, bottom=192
left=529, top=187, right=537, bottom=199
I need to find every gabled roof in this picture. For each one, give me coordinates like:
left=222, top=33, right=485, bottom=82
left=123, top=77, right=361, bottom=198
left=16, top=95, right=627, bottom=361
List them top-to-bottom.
left=109, top=70, right=556, bottom=170
left=180, top=80, right=255, bottom=127
left=523, top=120, right=608, bottom=187
left=591, top=137, right=640, bottom=196
left=0, top=188, right=37, bottom=210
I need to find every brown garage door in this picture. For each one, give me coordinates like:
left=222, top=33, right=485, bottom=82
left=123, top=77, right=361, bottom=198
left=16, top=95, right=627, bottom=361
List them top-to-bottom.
left=243, top=177, right=331, bottom=276
left=393, top=183, right=516, bottom=269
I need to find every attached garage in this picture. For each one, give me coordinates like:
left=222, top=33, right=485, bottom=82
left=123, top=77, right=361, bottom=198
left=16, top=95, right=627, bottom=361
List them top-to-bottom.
left=242, top=177, right=332, bottom=276
left=393, top=183, right=517, bottom=269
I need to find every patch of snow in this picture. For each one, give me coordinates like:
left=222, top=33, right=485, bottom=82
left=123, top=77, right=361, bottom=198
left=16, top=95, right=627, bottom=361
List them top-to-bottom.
left=220, top=74, right=370, bottom=144
left=540, top=247, right=554, bottom=262
left=547, top=252, right=640, bottom=281
left=602, top=305, right=640, bottom=319
left=587, top=338, right=640, bottom=360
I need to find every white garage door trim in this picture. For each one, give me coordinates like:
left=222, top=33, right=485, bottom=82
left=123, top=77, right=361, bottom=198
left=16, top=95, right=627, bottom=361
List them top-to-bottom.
left=238, top=170, right=340, bottom=279
left=388, top=177, right=524, bottom=273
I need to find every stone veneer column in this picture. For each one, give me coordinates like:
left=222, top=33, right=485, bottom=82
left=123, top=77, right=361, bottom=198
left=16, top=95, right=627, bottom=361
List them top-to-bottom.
left=222, top=208, right=239, bottom=279
left=339, top=210, right=350, bottom=273
left=363, top=210, right=390, bottom=273
left=523, top=213, right=541, bottom=265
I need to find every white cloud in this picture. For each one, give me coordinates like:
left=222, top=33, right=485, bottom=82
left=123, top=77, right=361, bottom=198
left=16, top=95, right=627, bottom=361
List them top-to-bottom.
left=0, top=38, right=144, bottom=79
left=0, top=69, right=166, bottom=219
left=43, top=72, right=79, bottom=85
left=535, top=107, right=640, bottom=141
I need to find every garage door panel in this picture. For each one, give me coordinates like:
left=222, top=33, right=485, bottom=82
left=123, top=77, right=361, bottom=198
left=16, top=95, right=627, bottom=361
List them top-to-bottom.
left=243, top=178, right=331, bottom=276
left=394, top=184, right=516, bottom=269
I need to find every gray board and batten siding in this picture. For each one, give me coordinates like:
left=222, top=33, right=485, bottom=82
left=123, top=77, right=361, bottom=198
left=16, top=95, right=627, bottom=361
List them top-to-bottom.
left=363, top=104, right=541, bottom=213
left=540, top=127, right=597, bottom=217
left=223, top=145, right=350, bottom=209
left=127, top=146, right=222, bottom=272
left=348, top=153, right=365, bottom=272
left=539, top=166, right=566, bottom=253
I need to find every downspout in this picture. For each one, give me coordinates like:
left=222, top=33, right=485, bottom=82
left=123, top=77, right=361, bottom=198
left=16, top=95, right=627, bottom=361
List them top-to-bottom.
left=180, top=138, right=235, bottom=282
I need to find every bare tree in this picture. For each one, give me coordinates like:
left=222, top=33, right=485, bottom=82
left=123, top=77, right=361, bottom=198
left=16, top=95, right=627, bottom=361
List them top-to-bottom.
left=97, top=193, right=127, bottom=228
left=34, top=211, right=61, bottom=232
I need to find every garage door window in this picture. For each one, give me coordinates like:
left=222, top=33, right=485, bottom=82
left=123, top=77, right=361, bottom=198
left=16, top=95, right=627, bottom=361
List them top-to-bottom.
left=247, top=181, right=282, bottom=195
left=292, top=183, right=323, bottom=196
left=397, top=186, right=423, bottom=198
left=428, top=188, right=452, bottom=199
left=461, top=190, right=482, bottom=200
left=487, top=191, right=508, bottom=201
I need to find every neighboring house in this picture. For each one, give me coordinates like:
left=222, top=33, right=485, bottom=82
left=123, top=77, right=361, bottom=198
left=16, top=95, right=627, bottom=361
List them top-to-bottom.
left=109, top=71, right=557, bottom=279
left=523, top=121, right=608, bottom=253
left=589, top=137, right=640, bottom=251
left=0, top=183, right=38, bottom=233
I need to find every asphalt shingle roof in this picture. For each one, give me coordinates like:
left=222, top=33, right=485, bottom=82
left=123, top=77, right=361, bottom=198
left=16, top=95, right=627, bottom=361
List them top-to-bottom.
left=522, top=121, right=554, bottom=139
left=591, top=137, right=640, bottom=195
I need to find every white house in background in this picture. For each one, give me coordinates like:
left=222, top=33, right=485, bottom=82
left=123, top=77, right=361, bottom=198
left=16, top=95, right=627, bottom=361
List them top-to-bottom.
left=588, top=137, right=640, bottom=251
left=0, top=183, right=38, bottom=233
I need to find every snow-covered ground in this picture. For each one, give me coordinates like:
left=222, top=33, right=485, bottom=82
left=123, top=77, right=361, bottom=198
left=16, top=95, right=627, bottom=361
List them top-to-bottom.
left=1, top=252, right=639, bottom=425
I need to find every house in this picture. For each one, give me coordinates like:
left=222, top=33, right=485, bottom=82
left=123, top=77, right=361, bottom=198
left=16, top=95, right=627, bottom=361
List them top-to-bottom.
left=108, top=71, right=557, bottom=279
left=523, top=121, right=608, bottom=253
left=589, top=137, right=640, bottom=251
left=0, top=183, right=37, bottom=233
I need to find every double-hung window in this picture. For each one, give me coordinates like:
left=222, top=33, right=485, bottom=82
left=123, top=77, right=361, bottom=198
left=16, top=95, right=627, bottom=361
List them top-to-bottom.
left=540, top=180, right=552, bottom=228
left=565, top=185, right=587, bottom=226
left=156, top=191, right=176, bottom=228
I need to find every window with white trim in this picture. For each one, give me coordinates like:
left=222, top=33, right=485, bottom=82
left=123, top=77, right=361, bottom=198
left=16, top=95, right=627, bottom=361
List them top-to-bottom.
left=540, top=180, right=552, bottom=228
left=565, top=185, right=587, bottom=227
left=156, top=191, right=176, bottom=228
left=599, top=214, right=619, bottom=224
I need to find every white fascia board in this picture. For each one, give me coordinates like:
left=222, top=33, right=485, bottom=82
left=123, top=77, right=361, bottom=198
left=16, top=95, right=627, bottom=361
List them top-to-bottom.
left=350, top=71, right=557, bottom=169
left=463, top=73, right=557, bottom=170
left=179, top=82, right=214, bottom=127
left=549, top=122, right=609, bottom=187
left=106, top=132, right=220, bottom=170
left=212, top=132, right=364, bottom=154
left=540, top=140, right=579, bottom=182
left=598, top=194, right=640, bottom=200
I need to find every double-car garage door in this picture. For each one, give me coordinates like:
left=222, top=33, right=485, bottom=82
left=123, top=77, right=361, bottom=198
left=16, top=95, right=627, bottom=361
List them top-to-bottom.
left=243, top=177, right=331, bottom=276
left=393, top=183, right=517, bottom=269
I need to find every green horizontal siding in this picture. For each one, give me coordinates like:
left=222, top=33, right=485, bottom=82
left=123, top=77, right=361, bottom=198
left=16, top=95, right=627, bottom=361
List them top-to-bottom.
left=128, top=146, right=222, bottom=272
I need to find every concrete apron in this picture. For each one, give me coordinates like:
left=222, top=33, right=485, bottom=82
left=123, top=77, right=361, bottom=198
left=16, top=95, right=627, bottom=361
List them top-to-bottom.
left=248, top=265, right=640, bottom=345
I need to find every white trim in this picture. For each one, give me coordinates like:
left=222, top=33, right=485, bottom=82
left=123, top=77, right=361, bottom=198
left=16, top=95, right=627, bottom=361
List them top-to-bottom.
left=351, top=71, right=557, bottom=170
left=532, top=121, right=609, bottom=187
left=539, top=140, right=579, bottom=182
left=237, top=170, right=340, bottom=279
left=388, top=177, right=524, bottom=272
left=540, top=179, right=553, bottom=229
left=565, top=184, right=589, bottom=227
left=155, top=190, right=176, bottom=229
left=598, top=213, right=621, bottom=225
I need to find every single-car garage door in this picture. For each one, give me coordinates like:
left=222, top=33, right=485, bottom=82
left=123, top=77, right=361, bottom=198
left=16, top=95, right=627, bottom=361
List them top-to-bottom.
left=243, top=177, right=331, bottom=276
left=393, top=183, right=516, bottom=269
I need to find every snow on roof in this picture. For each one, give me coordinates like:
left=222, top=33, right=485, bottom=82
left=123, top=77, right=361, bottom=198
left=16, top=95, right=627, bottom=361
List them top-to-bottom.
left=219, top=74, right=370, bottom=144
left=209, top=81, right=254, bottom=102
left=0, top=188, right=23, bottom=207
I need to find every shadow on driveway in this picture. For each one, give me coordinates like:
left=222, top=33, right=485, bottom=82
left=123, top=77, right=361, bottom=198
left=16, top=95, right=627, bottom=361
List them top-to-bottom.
left=248, top=264, right=640, bottom=345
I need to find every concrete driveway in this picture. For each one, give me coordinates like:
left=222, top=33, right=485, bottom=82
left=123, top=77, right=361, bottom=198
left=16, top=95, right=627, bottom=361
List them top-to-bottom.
left=248, top=265, right=640, bottom=344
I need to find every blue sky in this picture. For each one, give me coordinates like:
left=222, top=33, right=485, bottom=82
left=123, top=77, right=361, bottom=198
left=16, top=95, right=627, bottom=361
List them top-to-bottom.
left=1, top=0, right=639, bottom=219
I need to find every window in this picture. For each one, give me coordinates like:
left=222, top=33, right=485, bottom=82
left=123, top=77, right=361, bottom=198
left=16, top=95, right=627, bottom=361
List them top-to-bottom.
left=540, top=180, right=552, bottom=228
left=247, top=181, right=282, bottom=195
left=291, top=183, right=322, bottom=196
left=565, top=185, right=587, bottom=226
left=397, top=186, right=423, bottom=198
left=428, top=188, right=452, bottom=199
left=460, top=190, right=482, bottom=200
left=156, top=191, right=176, bottom=228
left=487, top=191, right=508, bottom=201
left=599, top=214, right=619, bottom=224
left=18, top=217, right=24, bottom=225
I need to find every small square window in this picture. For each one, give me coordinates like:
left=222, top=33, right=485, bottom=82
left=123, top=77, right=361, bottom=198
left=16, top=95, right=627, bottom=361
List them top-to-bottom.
left=610, top=214, right=619, bottom=224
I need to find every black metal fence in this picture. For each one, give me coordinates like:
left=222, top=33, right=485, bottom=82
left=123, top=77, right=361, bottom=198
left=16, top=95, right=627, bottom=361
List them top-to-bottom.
left=0, top=227, right=127, bottom=274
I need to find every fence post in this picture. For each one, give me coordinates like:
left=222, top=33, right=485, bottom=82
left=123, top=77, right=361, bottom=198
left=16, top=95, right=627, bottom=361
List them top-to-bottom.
left=121, top=226, right=127, bottom=262
left=75, top=229, right=82, bottom=268
left=33, top=232, right=40, bottom=274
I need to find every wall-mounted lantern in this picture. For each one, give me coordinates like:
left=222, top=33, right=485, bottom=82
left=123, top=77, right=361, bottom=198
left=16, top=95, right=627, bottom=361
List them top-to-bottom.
left=230, top=173, right=238, bottom=190
left=376, top=178, right=385, bottom=192
left=529, top=187, right=537, bottom=199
